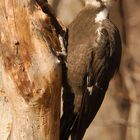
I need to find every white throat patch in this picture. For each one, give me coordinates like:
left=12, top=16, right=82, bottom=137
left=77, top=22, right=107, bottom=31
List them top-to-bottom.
left=95, top=8, right=108, bottom=23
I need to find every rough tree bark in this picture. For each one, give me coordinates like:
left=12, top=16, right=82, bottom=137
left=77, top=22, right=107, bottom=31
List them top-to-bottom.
left=0, top=0, right=62, bottom=140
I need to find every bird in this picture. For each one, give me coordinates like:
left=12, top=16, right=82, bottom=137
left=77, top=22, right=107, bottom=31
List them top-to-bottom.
left=61, top=0, right=122, bottom=140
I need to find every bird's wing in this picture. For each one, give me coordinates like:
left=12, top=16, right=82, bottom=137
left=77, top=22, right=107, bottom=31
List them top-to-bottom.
left=71, top=27, right=112, bottom=140
left=87, top=27, right=111, bottom=90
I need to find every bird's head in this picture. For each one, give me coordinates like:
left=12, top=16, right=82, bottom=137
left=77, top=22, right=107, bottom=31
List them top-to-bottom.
left=85, top=0, right=117, bottom=7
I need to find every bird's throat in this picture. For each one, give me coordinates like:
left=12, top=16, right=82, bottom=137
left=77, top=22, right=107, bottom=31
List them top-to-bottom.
left=95, top=8, right=109, bottom=23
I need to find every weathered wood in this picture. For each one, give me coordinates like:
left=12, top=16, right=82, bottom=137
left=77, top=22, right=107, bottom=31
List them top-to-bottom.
left=0, top=0, right=62, bottom=140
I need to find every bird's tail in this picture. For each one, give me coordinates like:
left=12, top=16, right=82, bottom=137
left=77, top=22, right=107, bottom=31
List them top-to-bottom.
left=60, top=82, right=78, bottom=140
left=71, top=87, right=106, bottom=140
left=60, top=113, right=77, bottom=140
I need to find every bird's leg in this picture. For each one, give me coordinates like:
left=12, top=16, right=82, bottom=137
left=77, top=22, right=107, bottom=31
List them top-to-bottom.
left=35, top=0, right=68, bottom=57
left=57, top=35, right=67, bottom=57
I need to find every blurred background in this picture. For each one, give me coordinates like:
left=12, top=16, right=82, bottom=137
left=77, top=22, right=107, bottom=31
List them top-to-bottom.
left=48, top=0, right=140, bottom=140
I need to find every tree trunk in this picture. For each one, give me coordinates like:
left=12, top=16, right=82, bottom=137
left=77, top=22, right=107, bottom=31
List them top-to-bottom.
left=0, top=0, right=62, bottom=140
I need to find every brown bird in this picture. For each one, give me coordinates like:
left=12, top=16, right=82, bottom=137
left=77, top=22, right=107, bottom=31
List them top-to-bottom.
left=61, top=0, right=122, bottom=140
